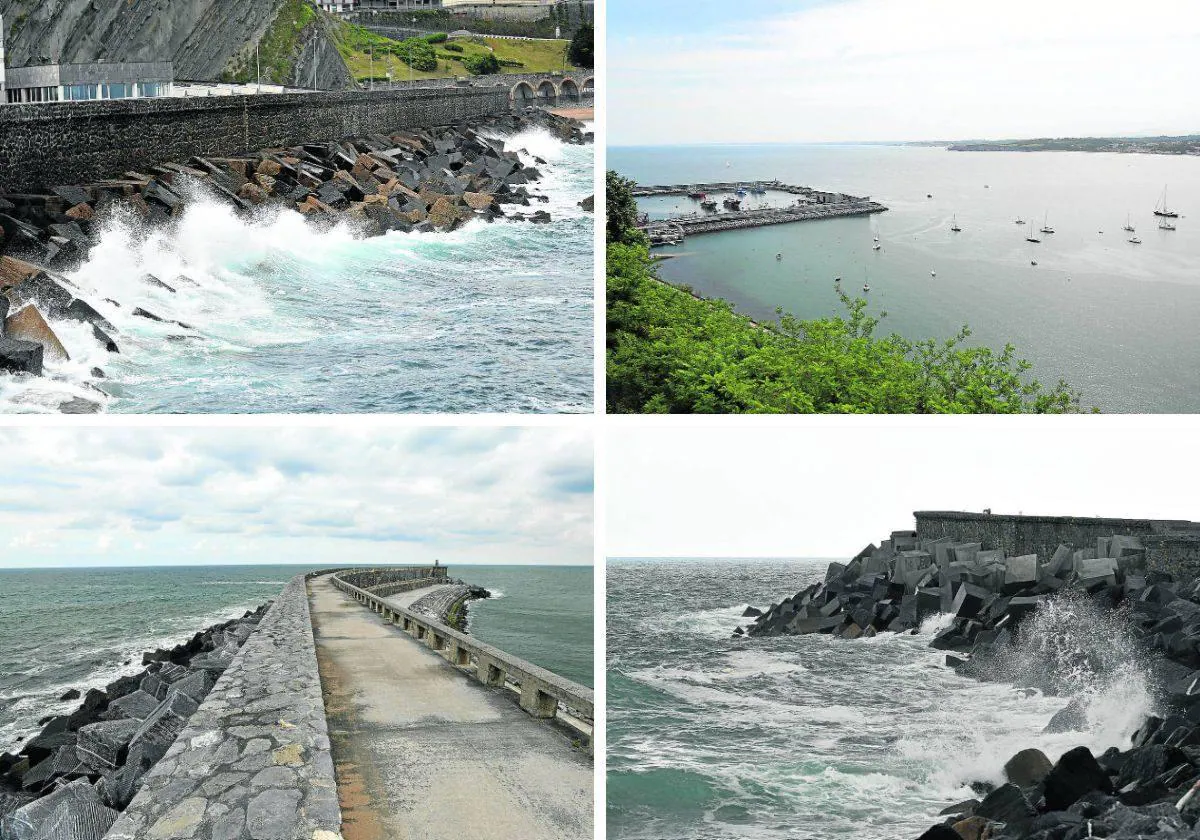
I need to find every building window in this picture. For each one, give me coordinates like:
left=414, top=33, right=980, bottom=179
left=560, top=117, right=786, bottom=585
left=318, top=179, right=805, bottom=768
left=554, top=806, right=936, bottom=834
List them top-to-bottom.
left=138, top=82, right=167, bottom=98
left=102, top=83, right=132, bottom=99
left=65, top=84, right=99, bottom=101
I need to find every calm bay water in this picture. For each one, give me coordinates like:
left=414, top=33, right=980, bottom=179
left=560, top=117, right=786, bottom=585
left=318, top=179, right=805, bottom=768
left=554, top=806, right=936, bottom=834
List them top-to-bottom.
left=0, top=128, right=593, bottom=414
left=610, top=144, right=1200, bottom=412
left=607, top=559, right=1154, bottom=840
left=0, top=563, right=592, bottom=753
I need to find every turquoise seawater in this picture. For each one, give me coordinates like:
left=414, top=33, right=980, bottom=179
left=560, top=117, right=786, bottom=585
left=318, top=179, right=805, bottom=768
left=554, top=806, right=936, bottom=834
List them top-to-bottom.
left=0, top=127, right=593, bottom=414
left=610, top=144, right=1200, bottom=412
left=607, top=559, right=1153, bottom=840
left=0, top=563, right=592, bottom=753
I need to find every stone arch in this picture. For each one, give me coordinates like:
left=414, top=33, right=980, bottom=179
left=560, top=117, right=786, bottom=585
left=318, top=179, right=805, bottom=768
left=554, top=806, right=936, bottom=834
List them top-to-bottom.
left=582, top=77, right=594, bottom=93
left=559, top=78, right=580, bottom=102
left=536, top=79, right=557, bottom=102
left=511, top=81, right=536, bottom=103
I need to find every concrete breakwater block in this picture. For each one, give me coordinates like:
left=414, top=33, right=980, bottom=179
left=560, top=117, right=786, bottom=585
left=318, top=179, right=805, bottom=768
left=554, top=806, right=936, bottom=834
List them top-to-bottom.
left=0, top=109, right=591, bottom=405
left=750, top=529, right=1200, bottom=840
left=0, top=605, right=269, bottom=839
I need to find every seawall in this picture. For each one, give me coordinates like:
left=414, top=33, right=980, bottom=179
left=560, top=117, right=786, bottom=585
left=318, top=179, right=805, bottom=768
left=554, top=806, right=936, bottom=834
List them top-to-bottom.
left=0, top=86, right=508, bottom=193
left=914, top=511, right=1200, bottom=579
left=330, top=569, right=595, bottom=753
left=102, top=573, right=339, bottom=840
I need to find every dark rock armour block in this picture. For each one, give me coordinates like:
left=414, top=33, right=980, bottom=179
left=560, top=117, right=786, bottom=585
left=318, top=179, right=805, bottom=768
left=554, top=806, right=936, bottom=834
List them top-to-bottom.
left=1042, top=746, right=1114, bottom=811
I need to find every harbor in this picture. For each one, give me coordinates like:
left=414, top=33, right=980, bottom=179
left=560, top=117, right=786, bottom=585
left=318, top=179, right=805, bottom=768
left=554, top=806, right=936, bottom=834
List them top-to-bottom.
left=632, top=180, right=888, bottom=246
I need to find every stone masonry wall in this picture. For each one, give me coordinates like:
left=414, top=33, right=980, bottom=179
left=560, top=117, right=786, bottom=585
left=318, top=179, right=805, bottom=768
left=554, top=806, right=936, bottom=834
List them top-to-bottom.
left=0, top=86, right=509, bottom=193
left=914, top=511, right=1200, bottom=579
left=103, top=574, right=338, bottom=840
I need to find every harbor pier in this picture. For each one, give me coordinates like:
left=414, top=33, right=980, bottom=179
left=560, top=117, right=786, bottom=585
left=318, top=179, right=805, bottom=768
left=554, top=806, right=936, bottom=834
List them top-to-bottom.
left=632, top=179, right=888, bottom=246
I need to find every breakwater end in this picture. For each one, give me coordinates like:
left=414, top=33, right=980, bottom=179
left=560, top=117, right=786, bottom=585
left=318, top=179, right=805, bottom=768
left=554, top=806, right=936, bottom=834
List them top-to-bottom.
left=0, top=107, right=592, bottom=412
left=631, top=180, right=887, bottom=246
left=737, top=511, right=1200, bottom=840
left=0, top=604, right=270, bottom=840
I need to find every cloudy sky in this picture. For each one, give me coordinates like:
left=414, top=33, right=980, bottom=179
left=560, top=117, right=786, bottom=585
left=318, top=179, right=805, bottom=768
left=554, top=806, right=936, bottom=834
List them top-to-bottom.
left=609, top=0, right=1200, bottom=145
left=608, top=419, right=1198, bottom=558
left=0, top=426, right=592, bottom=568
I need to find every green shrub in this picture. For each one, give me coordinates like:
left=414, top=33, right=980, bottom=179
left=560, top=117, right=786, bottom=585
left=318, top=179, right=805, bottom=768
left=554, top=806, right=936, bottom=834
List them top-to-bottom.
left=425, top=32, right=448, bottom=43
left=395, top=37, right=437, bottom=71
left=443, top=42, right=464, bottom=52
left=464, top=52, right=501, bottom=75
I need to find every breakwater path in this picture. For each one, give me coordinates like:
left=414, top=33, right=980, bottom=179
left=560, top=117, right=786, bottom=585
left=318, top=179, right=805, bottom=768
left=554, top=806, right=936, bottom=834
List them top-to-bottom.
left=308, top=574, right=592, bottom=840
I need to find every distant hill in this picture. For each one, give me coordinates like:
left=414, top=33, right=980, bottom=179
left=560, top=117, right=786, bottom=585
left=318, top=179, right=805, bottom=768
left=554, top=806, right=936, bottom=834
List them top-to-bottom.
left=0, top=0, right=352, bottom=89
left=944, top=135, right=1200, bottom=156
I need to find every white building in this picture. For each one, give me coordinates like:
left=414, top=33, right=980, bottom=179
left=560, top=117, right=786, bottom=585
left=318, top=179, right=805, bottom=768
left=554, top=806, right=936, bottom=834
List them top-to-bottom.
left=2, top=61, right=173, bottom=104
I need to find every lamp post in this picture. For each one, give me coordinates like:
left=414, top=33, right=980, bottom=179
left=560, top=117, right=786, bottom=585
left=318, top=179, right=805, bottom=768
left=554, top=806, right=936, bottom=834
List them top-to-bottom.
left=256, top=43, right=262, bottom=93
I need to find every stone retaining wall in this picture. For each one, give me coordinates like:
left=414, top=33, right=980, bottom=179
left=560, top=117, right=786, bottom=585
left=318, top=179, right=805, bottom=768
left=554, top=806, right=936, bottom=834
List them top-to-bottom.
left=0, top=86, right=509, bottom=193
left=914, top=511, right=1200, bottom=579
left=103, top=575, right=338, bottom=840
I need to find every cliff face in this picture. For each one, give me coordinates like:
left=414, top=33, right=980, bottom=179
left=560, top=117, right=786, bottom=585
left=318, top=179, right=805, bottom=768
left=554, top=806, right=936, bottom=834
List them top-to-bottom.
left=0, top=0, right=353, bottom=89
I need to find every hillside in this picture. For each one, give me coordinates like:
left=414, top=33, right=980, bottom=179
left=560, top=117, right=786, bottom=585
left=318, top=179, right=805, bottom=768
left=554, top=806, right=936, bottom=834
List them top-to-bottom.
left=0, top=0, right=353, bottom=89
left=333, top=23, right=575, bottom=83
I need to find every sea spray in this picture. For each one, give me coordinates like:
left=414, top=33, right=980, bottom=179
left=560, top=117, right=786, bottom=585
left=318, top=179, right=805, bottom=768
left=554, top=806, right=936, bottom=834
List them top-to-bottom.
left=0, top=132, right=593, bottom=414
left=609, top=560, right=1163, bottom=840
left=965, top=591, right=1158, bottom=744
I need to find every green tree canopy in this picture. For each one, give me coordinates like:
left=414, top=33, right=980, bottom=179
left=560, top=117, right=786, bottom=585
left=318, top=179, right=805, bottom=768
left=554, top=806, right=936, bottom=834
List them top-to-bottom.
left=568, top=24, right=594, bottom=68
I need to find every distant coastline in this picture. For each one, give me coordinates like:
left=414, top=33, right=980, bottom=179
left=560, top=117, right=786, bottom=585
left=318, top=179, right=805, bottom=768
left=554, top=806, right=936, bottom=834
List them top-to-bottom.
left=906, top=134, right=1200, bottom=156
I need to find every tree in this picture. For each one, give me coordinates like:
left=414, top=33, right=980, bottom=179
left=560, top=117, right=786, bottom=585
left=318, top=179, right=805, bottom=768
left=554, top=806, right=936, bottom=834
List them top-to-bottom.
left=568, top=23, right=593, bottom=69
left=605, top=170, right=646, bottom=247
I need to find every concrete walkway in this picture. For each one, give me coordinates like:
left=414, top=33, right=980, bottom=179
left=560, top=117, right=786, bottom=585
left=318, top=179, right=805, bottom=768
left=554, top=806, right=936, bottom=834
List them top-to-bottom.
left=307, top=575, right=592, bottom=840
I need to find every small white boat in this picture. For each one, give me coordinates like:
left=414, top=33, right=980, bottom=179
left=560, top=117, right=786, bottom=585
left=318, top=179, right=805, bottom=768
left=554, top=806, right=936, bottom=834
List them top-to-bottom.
left=1040, top=212, right=1055, bottom=235
left=950, top=214, right=961, bottom=232
left=1123, top=214, right=1135, bottom=233
left=1015, top=217, right=1026, bottom=225
left=1159, top=218, right=1177, bottom=231
left=1129, top=235, right=1142, bottom=244
left=873, top=242, right=881, bottom=251
left=776, top=253, right=782, bottom=260
left=1031, top=260, right=1038, bottom=266
left=930, top=270, right=936, bottom=277
left=862, top=283, right=870, bottom=292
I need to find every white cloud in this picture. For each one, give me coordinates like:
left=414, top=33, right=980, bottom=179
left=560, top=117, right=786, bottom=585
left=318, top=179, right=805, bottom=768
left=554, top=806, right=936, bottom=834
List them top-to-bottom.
left=610, top=0, right=1200, bottom=144
left=608, top=419, right=1200, bottom=558
left=0, top=427, right=593, bottom=568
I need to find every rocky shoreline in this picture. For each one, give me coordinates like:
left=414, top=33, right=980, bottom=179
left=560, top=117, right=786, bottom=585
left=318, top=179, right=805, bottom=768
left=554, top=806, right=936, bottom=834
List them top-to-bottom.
left=0, top=107, right=593, bottom=413
left=738, top=531, right=1200, bottom=840
left=0, top=605, right=269, bottom=840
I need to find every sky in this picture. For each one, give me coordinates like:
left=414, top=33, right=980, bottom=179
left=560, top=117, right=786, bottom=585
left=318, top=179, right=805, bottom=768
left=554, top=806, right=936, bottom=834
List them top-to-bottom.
left=609, top=0, right=1200, bottom=145
left=607, top=419, right=1200, bottom=558
left=0, top=426, right=593, bottom=568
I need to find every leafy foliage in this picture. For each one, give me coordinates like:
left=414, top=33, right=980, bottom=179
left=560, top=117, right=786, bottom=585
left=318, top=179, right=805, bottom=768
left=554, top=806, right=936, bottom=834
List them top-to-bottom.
left=568, top=23, right=594, bottom=69
left=464, top=52, right=501, bottom=75
left=605, top=172, right=1084, bottom=414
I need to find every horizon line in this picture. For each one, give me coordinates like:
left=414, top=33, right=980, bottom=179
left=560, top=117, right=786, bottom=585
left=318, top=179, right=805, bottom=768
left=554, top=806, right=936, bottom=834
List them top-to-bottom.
left=609, top=132, right=1200, bottom=150
left=0, top=561, right=595, bottom=571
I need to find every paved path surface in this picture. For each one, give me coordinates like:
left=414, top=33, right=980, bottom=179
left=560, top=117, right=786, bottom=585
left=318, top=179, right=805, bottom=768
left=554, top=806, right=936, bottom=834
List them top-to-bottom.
left=308, top=575, right=592, bottom=840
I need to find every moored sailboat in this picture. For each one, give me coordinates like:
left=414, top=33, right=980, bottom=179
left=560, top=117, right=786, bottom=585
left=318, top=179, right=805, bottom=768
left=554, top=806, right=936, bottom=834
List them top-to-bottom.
left=1154, top=186, right=1179, bottom=219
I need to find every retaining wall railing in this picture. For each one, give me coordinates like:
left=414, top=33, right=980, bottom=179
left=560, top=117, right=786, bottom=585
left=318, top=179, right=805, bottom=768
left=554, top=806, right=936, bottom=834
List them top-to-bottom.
left=327, top=571, right=594, bottom=754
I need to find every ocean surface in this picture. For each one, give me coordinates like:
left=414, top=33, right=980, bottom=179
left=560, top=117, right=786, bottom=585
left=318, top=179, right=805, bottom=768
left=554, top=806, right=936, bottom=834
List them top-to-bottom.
left=1, top=126, right=594, bottom=414
left=610, top=144, right=1200, bottom=412
left=607, top=559, right=1156, bottom=840
left=0, top=563, right=592, bottom=754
